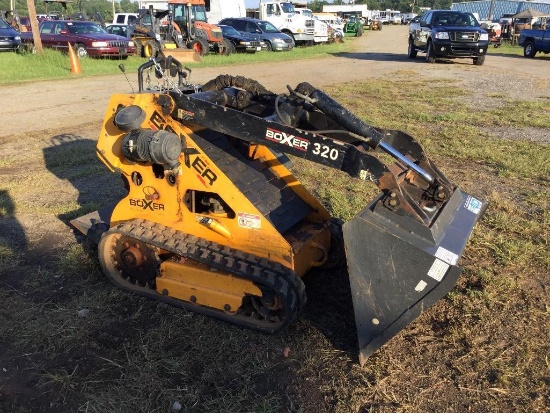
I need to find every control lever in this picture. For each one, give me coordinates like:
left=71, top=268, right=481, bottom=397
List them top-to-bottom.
left=118, top=64, right=136, bottom=93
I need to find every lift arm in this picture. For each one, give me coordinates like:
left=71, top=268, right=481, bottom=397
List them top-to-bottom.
left=170, top=79, right=454, bottom=227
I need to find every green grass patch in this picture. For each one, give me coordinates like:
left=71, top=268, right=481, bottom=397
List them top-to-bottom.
left=1, top=40, right=354, bottom=85
left=486, top=43, right=524, bottom=56
left=1, top=48, right=146, bottom=83
left=323, top=79, right=550, bottom=180
left=0, top=239, right=16, bottom=265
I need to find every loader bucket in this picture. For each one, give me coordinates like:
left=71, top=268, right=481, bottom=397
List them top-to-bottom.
left=163, top=49, right=202, bottom=63
left=343, top=187, right=487, bottom=365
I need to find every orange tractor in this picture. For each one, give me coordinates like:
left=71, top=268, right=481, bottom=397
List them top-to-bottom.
left=164, top=0, right=231, bottom=56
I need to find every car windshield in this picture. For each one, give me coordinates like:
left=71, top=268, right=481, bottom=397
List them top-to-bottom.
left=281, top=3, right=294, bottom=13
left=191, top=5, right=207, bottom=22
left=433, top=12, right=479, bottom=27
left=0, top=18, right=10, bottom=29
left=67, top=21, right=107, bottom=34
left=258, top=21, right=279, bottom=33
left=107, top=25, right=127, bottom=36
left=221, top=25, right=240, bottom=36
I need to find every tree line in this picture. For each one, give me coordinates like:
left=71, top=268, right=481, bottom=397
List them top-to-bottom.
left=1, top=0, right=138, bottom=22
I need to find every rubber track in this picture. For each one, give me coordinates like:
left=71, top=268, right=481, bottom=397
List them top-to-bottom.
left=105, top=218, right=306, bottom=333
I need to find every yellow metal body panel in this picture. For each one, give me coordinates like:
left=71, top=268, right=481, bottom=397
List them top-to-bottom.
left=96, top=93, right=332, bottom=276
left=157, top=260, right=262, bottom=312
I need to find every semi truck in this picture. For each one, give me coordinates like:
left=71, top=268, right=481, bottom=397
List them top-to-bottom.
left=260, top=1, right=328, bottom=45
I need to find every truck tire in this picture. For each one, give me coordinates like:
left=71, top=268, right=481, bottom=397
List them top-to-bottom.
left=408, top=38, right=417, bottom=58
left=425, top=40, right=436, bottom=63
left=524, top=40, right=536, bottom=58
left=473, top=55, right=485, bottom=65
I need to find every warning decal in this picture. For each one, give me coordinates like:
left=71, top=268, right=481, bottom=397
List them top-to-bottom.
left=465, top=195, right=483, bottom=215
left=237, top=212, right=261, bottom=229
left=435, top=246, right=459, bottom=266
left=427, top=258, right=449, bottom=282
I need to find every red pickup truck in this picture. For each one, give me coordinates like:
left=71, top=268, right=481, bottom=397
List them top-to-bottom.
left=21, top=20, right=136, bottom=58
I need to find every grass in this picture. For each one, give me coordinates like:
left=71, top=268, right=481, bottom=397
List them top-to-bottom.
left=0, top=40, right=354, bottom=85
left=486, top=42, right=524, bottom=56
left=0, top=48, right=147, bottom=83
left=0, top=61, right=549, bottom=411
left=332, top=78, right=550, bottom=180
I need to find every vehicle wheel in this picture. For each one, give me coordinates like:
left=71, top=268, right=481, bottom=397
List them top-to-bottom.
left=286, top=32, right=296, bottom=44
left=190, top=38, right=210, bottom=56
left=220, top=38, right=233, bottom=55
left=407, top=38, right=417, bottom=58
left=143, top=40, right=159, bottom=58
left=425, top=40, right=436, bottom=63
left=135, top=41, right=143, bottom=57
left=227, top=41, right=236, bottom=55
left=265, top=41, right=273, bottom=52
left=524, top=41, right=536, bottom=58
left=20, top=43, right=36, bottom=54
left=74, top=43, right=88, bottom=59
left=473, top=55, right=485, bottom=65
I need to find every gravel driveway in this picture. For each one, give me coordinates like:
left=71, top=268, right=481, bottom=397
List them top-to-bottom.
left=1, top=25, right=549, bottom=140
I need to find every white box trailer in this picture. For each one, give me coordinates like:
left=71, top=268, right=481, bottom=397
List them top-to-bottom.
left=137, top=0, right=247, bottom=24
left=205, top=0, right=247, bottom=24
left=137, top=1, right=169, bottom=11
left=322, top=4, right=371, bottom=19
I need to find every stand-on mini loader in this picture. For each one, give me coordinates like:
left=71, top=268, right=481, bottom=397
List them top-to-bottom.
left=72, top=57, right=487, bottom=364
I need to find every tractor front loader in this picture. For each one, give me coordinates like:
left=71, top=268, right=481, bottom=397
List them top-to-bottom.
left=165, top=0, right=231, bottom=56
left=128, top=7, right=202, bottom=62
left=71, top=57, right=487, bottom=364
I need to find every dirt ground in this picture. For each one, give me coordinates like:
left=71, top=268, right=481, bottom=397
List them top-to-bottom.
left=0, top=25, right=549, bottom=413
left=1, top=25, right=549, bottom=139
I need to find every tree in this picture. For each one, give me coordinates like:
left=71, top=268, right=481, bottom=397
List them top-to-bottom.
left=26, top=0, right=43, bottom=54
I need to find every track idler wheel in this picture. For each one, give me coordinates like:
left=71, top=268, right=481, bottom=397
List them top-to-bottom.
left=99, top=232, right=161, bottom=290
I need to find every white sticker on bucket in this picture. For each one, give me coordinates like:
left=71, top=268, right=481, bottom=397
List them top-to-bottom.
left=465, top=195, right=483, bottom=215
left=435, top=246, right=459, bottom=266
left=428, top=258, right=449, bottom=282
left=415, top=280, right=428, bottom=292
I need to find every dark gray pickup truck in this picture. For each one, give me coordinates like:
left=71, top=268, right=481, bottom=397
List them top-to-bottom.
left=408, top=10, right=489, bottom=65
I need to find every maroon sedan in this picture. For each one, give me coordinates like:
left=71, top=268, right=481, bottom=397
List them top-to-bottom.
left=22, top=20, right=135, bottom=58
